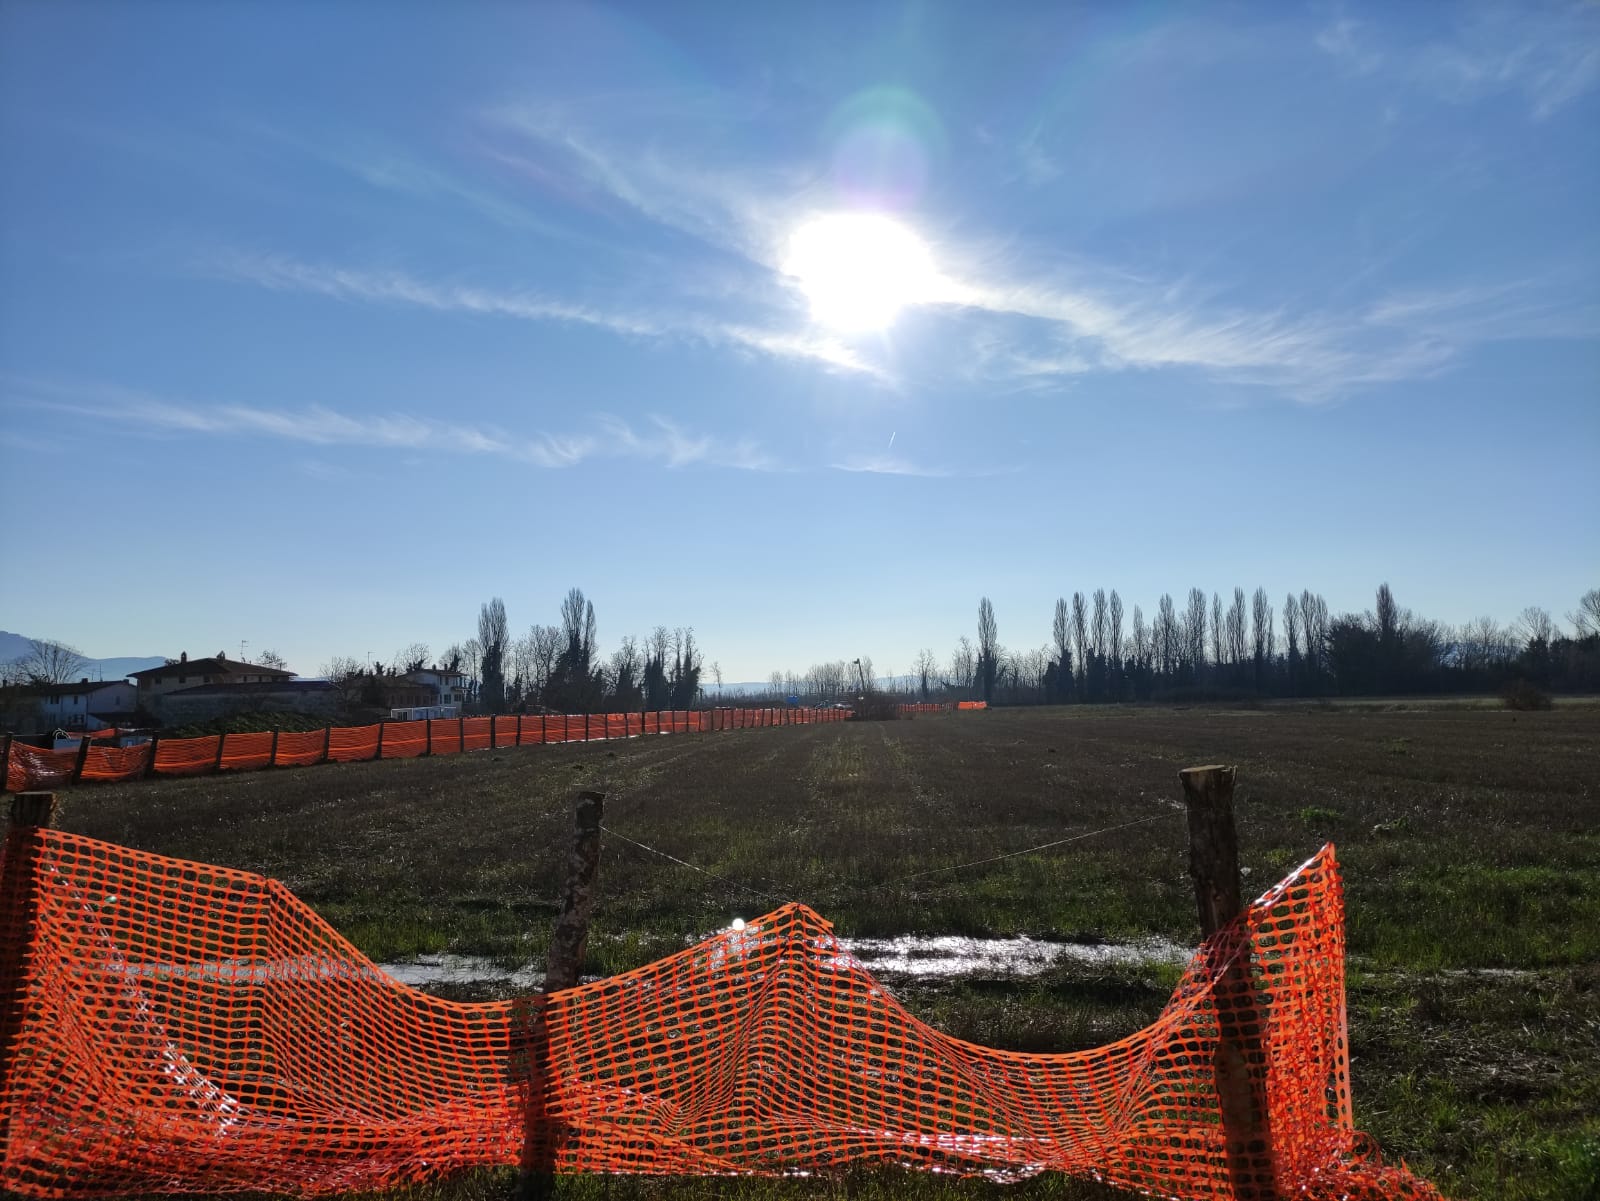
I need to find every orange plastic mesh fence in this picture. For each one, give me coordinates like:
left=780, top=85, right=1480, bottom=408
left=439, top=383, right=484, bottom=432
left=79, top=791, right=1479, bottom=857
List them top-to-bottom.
left=6, top=706, right=899, bottom=794
left=380, top=721, right=428, bottom=760
left=328, top=725, right=379, bottom=763
left=271, top=729, right=326, bottom=767
left=219, top=732, right=274, bottom=772
left=152, top=736, right=220, bottom=776
left=78, top=744, right=152, bottom=783
left=4, top=745, right=77, bottom=792
left=0, top=832, right=1441, bottom=1199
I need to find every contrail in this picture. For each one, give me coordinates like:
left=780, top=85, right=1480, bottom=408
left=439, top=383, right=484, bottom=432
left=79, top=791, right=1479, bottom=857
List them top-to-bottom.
left=887, top=431, right=896, bottom=451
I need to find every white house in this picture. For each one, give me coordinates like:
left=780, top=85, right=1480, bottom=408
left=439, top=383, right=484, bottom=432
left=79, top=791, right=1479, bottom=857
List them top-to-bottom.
left=403, top=665, right=469, bottom=715
left=31, top=679, right=138, bottom=731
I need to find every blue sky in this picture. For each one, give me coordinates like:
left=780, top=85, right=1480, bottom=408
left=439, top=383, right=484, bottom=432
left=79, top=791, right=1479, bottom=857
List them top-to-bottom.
left=2, top=0, right=1596, bottom=681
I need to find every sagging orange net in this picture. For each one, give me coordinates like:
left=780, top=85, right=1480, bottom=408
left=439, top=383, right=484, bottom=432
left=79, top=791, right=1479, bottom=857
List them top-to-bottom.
left=0, top=828, right=1442, bottom=1199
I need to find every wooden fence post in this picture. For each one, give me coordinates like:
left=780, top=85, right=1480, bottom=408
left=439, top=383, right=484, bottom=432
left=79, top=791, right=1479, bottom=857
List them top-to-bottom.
left=491, top=715, right=498, bottom=749
left=425, top=719, right=433, bottom=757
left=375, top=721, right=385, bottom=761
left=323, top=725, right=332, bottom=763
left=269, top=728, right=280, bottom=768
left=213, top=733, right=227, bottom=773
left=0, top=734, right=11, bottom=794
left=72, top=735, right=92, bottom=785
left=143, top=735, right=162, bottom=778
left=1180, top=764, right=1276, bottom=1201
left=519, top=789, right=605, bottom=1201
left=546, top=789, right=604, bottom=992
left=0, top=791, right=59, bottom=1148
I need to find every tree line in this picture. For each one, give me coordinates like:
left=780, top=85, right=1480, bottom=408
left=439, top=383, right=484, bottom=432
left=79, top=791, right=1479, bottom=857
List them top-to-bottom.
left=935, top=585, right=1600, bottom=705
left=324, top=588, right=709, bottom=715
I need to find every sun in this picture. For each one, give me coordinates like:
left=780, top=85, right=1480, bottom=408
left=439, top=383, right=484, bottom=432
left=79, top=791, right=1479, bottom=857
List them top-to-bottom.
left=783, top=212, right=937, bottom=332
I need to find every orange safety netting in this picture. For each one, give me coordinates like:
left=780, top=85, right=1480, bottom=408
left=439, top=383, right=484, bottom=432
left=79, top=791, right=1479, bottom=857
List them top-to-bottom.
left=1, top=707, right=864, bottom=795
left=0, top=831, right=1442, bottom=1199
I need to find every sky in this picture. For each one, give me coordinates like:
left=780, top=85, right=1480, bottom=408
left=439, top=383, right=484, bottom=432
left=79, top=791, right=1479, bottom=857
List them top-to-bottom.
left=1, top=0, right=1596, bottom=682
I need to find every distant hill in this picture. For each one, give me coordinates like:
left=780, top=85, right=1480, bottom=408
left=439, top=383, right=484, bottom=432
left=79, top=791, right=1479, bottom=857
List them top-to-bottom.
left=0, top=630, right=165, bottom=682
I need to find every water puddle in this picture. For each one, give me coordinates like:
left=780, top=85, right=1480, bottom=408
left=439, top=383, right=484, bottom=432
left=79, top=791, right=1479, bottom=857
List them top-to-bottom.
left=375, top=932, right=1191, bottom=991
left=841, top=933, right=1190, bottom=978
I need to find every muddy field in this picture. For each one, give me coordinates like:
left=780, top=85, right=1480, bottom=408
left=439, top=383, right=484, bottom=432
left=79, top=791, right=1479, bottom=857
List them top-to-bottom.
left=51, top=705, right=1600, bottom=1200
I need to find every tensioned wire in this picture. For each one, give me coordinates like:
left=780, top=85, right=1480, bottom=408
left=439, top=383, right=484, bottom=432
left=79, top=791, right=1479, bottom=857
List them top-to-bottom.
left=598, top=808, right=1181, bottom=907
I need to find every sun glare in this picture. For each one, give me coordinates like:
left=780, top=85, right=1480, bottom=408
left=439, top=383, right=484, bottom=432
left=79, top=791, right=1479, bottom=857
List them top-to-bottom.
left=784, top=212, right=936, bottom=332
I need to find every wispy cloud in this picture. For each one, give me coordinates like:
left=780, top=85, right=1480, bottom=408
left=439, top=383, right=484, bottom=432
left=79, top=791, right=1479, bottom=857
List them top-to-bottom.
left=1318, top=3, right=1600, bottom=119
left=483, top=103, right=1545, bottom=399
left=203, top=251, right=884, bottom=380
left=6, top=381, right=774, bottom=472
left=830, top=454, right=1012, bottom=479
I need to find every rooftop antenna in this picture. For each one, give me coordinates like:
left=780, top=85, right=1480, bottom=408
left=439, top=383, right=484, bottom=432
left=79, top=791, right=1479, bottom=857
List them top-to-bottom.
left=239, top=639, right=248, bottom=663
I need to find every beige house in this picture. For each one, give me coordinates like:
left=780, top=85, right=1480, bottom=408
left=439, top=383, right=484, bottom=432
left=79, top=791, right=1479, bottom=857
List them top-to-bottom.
left=130, top=652, right=295, bottom=711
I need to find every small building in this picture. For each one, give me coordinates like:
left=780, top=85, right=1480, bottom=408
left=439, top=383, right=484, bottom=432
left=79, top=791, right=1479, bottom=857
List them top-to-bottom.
left=130, top=652, right=295, bottom=712
left=27, top=679, right=138, bottom=732
left=158, top=680, right=340, bottom=725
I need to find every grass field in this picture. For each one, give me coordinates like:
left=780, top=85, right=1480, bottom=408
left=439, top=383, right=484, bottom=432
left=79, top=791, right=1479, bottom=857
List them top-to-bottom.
left=50, top=705, right=1600, bottom=1201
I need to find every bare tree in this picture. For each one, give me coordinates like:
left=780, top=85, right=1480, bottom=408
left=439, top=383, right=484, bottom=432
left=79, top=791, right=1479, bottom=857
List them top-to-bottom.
left=1251, top=587, right=1274, bottom=686
left=1184, top=588, right=1207, bottom=677
left=1227, top=588, right=1248, bottom=668
left=1091, top=589, right=1109, bottom=663
left=1568, top=589, right=1600, bottom=638
left=1108, top=590, right=1124, bottom=672
left=1299, top=590, right=1322, bottom=677
left=1070, top=592, right=1089, bottom=688
left=1211, top=593, right=1225, bottom=667
left=1283, top=593, right=1302, bottom=692
left=1155, top=594, right=1179, bottom=678
left=977, top=598, right=999, bottom=703
left=476, top=599, right=509, bottom=712
left=1131, top=605, right=1149, bottom=672
left=1517, top=606, right=1555, bottom=647
left=1458, top=616, right=1517, bottom=671
left=610, top=636, right=643, bottom=708
left=949, top=636, right=975, bottom=693
left=5, top=638, right=88, bottom=686
left=462, top=638, right=483, bottom=704
left=392, top=643, right=430, bottom=675
left=914, top=648, right=938, bottom=699
left=257, top=649, right=289, bottom=672
left=321, top=655, right=366, bottom=704
left=710, top=661, right=723, bottom=689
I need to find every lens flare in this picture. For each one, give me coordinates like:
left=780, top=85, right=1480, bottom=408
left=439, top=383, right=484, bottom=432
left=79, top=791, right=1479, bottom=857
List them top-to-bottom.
left=783, top=213, right=937, bottom=332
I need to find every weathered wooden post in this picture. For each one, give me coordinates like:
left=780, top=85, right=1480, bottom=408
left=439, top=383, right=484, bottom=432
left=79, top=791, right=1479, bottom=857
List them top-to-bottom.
left=424, top=719, right=433, bottom=757
left=374, top=721, right=386, bottom=761
left=322, top=725, right=332, bottom=763
left=268, top=727, right=280, bottom=768
left=0, top=733, right=11, bottom=794
left=213, top=733, right=227, bottom=773
left=142, top=734, right=162, bottom=779
left=71, top=735, right=93, bottom=784
left=1180, top=764, right=1276, bottom=1201
left=519, top=789, right=605, bottom=1201
left=546, top=789, right=604, bottom=992
left=0, top=792, right=58, bottom=1146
